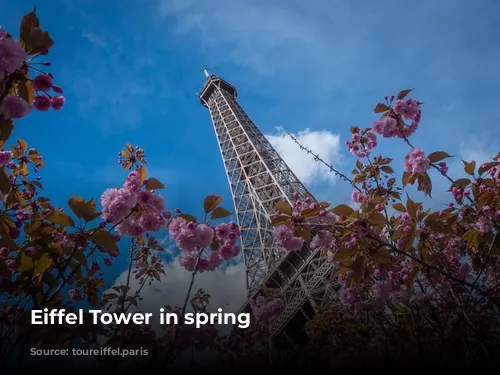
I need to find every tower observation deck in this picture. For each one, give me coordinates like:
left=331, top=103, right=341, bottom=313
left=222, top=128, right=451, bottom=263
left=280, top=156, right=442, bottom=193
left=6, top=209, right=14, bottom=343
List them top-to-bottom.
left=198, top=70, right=338, bottom=355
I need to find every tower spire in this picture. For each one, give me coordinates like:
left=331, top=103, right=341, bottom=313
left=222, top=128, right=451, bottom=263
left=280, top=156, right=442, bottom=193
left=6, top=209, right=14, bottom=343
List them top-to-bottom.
left=203, top=67, right=210, bottom=78
left=198, top=72, right=334, bottom=359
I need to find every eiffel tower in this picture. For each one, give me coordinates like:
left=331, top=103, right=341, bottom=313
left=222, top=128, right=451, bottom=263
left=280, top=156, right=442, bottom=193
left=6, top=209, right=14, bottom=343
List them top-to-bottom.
left=198, top=69, right=338, bottom=357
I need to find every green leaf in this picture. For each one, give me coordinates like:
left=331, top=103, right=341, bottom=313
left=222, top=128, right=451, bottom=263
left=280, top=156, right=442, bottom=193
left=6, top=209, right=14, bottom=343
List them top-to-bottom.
left=427, top=151, right=452, bottom=163
left=145, top=177, right=165, bottom=190
left=203, top=195, right=222, bottom=214
left=210, top=207, right=232, bottom=220
left=45, top=211, right=75, bottom=227
left=91, top=229, right=119, bottom=254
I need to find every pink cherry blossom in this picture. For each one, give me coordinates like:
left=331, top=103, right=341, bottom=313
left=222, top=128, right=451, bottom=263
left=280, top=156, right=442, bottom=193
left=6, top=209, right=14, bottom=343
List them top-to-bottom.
left=0, top=30, right=26, bottom=79
left=31, top=74, right=53, bottom=91
left=33, top=95, right=51, bottom=111
left=0, top=96, right=29, bottom=119
left=51, top=96, right=65, bottom=110
left=403, top=148, right=430, bottom=173
left=0, top=151, right=13, bottom=168
left=100, top=187, right=137, bottom=224
left=138, top=213, right=161, bottom=232
left=274, top=225, right=304, bottom=251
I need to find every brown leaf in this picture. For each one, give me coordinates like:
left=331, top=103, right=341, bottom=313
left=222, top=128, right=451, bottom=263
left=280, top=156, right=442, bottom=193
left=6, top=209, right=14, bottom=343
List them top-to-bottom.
left=19, top=8, right=40, bottom=50
left=25, top=27, right=54, bottom=55
left=17, top=78, right=35, bottom=106
left=397, top=89, right=413, bottom=100
left=374, top=103, right=390, bottom=113
left=0, top=117, right=14, bottom=143
left=17, top=139, right=28, bottom=152
left=27, top=149, right=43, bottom=167
left=427, top=151, right=452, bottom=163
left=462, top=160, right=476, bottom=176
left=478, top=161, right=500, bottom=175
left=380, top=165, right=394, bottom=174
left=138, top=166, right=147, bottom=184
left=0, top=168, right=12, bottom=198
left=402, top=171, right=412, bottom=187
left=145, top=177, right=165, bottom=190
left=451, top=178, right=471, bottom=190
left=203, top=195, right=222, bottom=213
left=406, top=195, right=419, bottom=219
left=68, top=196, right=101, bottom=223
left=275, top=201, right=292, bottom=216
left=393, top=203, right=406, bottom=213
left=331, top=204, right=354, bottom=217
left=210, top=207, right=232, bottom=220
left=45, top=211, right=75, bottom=227
left=368, top=212, right=387, bottom=225
left=178, top=213, right=197, bottom=223
left=270, top=215, right=290, bottom=227
left=294, top=226, right=311, bottom=243
left=91, top=229, right=119, bottom=254
left=462, top=229, right=480, bottom=249
left=491, top=235, right=500, bottom=256
left=334, top=247, right=353, bottom=261
left=373, top=248, right=390, bottom=264
left=34, top=253, right=53, bottom=275
left=347, top=256, right=366, bottom=284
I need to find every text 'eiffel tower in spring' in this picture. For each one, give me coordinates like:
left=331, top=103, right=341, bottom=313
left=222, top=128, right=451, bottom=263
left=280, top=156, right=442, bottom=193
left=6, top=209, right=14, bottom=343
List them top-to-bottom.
left=198, top=69, right=339, bottom=355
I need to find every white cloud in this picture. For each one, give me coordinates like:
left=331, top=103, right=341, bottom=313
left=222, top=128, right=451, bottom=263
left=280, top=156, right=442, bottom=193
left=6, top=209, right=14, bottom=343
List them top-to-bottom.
left=80, top=31, right=108, bottom=49
left=265, top=126, right=342, bottom=186
left=107, top=256, right=247, bottom=335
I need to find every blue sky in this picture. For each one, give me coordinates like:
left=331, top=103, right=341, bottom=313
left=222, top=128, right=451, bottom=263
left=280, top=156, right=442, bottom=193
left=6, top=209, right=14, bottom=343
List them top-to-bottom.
left=2, top=0, right=500, bottom=319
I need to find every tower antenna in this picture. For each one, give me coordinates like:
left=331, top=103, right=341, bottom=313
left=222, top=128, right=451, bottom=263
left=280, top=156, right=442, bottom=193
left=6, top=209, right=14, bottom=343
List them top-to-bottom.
left=203, top=68, right=210, bottom=78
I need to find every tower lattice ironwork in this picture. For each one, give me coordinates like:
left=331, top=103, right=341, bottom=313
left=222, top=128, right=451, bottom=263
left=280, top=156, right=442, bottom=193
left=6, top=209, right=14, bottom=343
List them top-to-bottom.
left=198, top=70, right=339, bottom=354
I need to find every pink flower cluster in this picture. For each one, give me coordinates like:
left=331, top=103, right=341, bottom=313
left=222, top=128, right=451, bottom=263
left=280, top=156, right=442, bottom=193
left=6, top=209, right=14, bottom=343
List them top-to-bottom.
left=0, top=26, right=65, bottom=119
left=0, top=27, right=26, bottom=80
left=30, top=73, right=65, bottom=111
left=0, top=96, right=29, bottom=119
left=372, top=98, right=421, bottom=139
left=345, top=128, right=377, bottom=158
left=403, top=148, right=430, bottom=174
left=0, top=150, right=12, bottom=168
left=100, top=171, right=167, bottom=237
left=169, top=218, right=241, bottom=272
left=274, top=225, right=304, bottom=251
left=249, top=295, right=285, bottom=324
